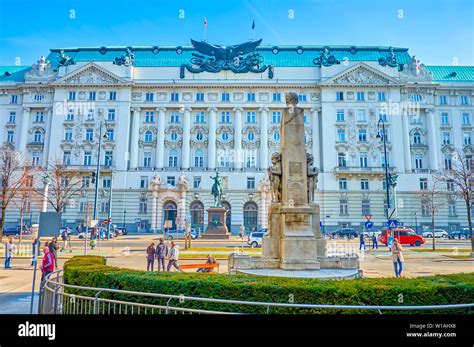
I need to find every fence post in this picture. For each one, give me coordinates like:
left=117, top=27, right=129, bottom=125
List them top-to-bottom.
left=93, top=291, right=102, bottom=314
left=165, top=298, right=172, bottom=314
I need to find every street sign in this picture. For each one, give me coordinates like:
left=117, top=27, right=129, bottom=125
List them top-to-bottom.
left=38, top=212, right=61, bottom=237
left=364, top=214, right=372, bottom=221
left=386, top=219, right=398, bottom=228
left=365, top=221, right=374, bottom=229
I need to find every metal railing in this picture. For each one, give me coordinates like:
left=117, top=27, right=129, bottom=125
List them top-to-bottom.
left=39, top=270, right=474, bottom=315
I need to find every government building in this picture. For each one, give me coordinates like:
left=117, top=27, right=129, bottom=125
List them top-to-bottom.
left=0, top=40, right=473, bottom=234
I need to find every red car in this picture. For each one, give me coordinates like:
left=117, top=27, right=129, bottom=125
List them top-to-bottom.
left=379, top=228, right=425, bottom=247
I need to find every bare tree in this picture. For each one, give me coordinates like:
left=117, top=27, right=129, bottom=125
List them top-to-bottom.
left=0, top=146, right=33, bottom=242
left=437, top=148, right=474, bottom=254
left=35, top=158, right=83, bottom=214
left=12, top=175, right=34, bottom=246
left=418, top=175, right=445, bottom=250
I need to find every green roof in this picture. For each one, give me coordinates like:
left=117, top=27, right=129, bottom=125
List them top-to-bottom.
left=45, top=45, right=412, bottom=68
left=425, top=65, right=474, bottom=82
left=0, top=66, right=31, bottom=82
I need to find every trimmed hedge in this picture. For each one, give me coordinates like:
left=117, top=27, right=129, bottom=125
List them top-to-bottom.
left=63, top=256, right=474, bottom=314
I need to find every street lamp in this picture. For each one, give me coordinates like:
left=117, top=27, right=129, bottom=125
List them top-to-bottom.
left=92, top=118, right=109, bottom=221
left=376, top=119, right=390, bottom=222
left=414, top=212, right=418, bottom=234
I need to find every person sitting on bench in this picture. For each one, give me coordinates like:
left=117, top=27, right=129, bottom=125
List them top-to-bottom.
left=197, top=255, right=217, bottom=273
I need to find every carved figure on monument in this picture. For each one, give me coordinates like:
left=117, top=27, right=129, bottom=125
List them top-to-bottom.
left=57, top=50, right=75, bottom=67
left=268, top=152, right=282, bottom=202
left=306, top=153, right=319, bottom=203
left=210, top=171, right=223, bottom=207
left=178, top=172, right=189, bottom=189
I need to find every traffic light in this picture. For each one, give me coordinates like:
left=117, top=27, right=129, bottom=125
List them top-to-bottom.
left=91, top=172, right=96, bottom=184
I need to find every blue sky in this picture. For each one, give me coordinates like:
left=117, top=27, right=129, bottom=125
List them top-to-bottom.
left=0, top=0, right=472, bottom=66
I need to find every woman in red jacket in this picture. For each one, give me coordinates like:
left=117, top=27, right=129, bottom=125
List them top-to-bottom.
left=40, top=247, right=55, bottom=285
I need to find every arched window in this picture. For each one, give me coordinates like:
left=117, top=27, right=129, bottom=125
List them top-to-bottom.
left=34, top=130, right=42, bottom=142
left=144, top=130, right=153, bottom=143
left=413, top=132, right=421, bottom=144
left=168, top=149, right=178, bottom=167
left=194, top=149, right=204, bottom=167
left=190, top=201, right=204, bottom=232
left=243, top=201, right=258, bottom=232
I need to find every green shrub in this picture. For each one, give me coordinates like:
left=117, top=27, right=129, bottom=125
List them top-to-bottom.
left=62, top=256, right=474, bottom=314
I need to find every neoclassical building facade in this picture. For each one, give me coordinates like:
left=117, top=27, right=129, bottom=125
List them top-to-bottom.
left=0, top=42, right=473, bottom=233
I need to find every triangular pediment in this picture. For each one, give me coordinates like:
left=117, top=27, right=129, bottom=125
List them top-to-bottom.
left=53, top=63, right=128, bottom=86
left=322, top=63, right=400, bottom=86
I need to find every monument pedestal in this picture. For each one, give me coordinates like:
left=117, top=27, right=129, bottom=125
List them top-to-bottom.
left=202, top=207, right=230, bottom=239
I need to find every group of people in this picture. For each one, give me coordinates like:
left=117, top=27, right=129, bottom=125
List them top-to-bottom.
left=358, top=233, right=379, bottom=250
left=146, top=239, right=216, bottom=273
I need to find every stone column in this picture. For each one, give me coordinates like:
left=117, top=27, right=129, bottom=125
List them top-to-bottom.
left=18, top=107, right=30, bottom=153
left=129, top=107, right=141, bottom=169
left=182, top=107, right=192, bottom=169
left=207, top=107, right=217, bottom=170
left=233, top=107, right=243, bottom=169
left=259, top=107, right=269, bottom=170
left=311, top=107, right=321, bottom=168
left=43, top=108, right=53, bottom=167
left=156, top=108, right=166, bottom=169
left=426, top=109, right=439, bottom=170
left=401, top=113, right=412, bottom=172
left=151, top=191, right=158, bottom=231
left=156, top=196, right=164, bottom=232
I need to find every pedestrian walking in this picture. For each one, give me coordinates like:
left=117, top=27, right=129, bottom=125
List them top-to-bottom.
left=61, top=228, right=72, bottom=252
left=359, top=233, right=366, bottom=251
left=371, top=234, right=378, bottom=249
left=4, top=237, right=16, bottom=269
left=48, top=237, right=60, bottom=269
left=155, top=238, right=168, bottom=272
left=391, top=238, right=405, bottom=278
left=167, top=241, right=182, bottom=272
left=146, top=243, right=156, bottom=271
left=40, top=247, right=55, bottom=289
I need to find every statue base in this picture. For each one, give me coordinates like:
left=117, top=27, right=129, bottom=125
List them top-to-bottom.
left=202, top=207, right=230, bottom=239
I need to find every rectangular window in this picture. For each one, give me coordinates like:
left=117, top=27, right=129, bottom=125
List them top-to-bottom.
left=68, top=91, right=76, bottom=101
left=88, top=91, right=96, bottom=101
left=109, top=91, right=117, bottom=101
left=145, top=92, right=154, bottom=102
left=170, top=92, right=179, bottom=102
left=336, top=92, right=344, bottom=101
left=356, top=92, right=365, bottom=101
left=378, top=92, right=386, bottom=101
left=196, top=93, right=204, bottom=101
left=221, top=93, right=230, bottom=102
left=247, top=93, right=256, bottom=102
left=272, top=93, right=281, bottom=102
left=298, top=94, right=307, bottom=102
left=10, top=95, right=18, bottom=104
left=439, top=95, right=447, bottom=105
left=461, top=95, right=469, bottom=105
left=66, top=109, right=74, bottom=121
left=86, top=109, right=94, bottom=120
left=107, top=109, right=116, bottom=121
left=336, top=109, right=345, bottom=122
left=357, top=109, right=366, bottom=122
left=145, top=111, right=155, bottom=123
left=195, top=111, right=205, bottom=123
left=221, top=111, right=231, bottom=123
left=246, top=111, right=256, bottom=123
left=8, top=112, right=16, bottom=123
left=35, top=112, right=44, bottom=123
left=170, top=112, right=180, bottom=123
left=272, top=112, right=281, bottom=124
left=379, top=113, right=388, bottom=122
left=441, top=113, right=449, bottom=124
left=462, top=113, right=471, bottom=125
left=64, top=129, right=73, bottom=141
left=85, top=129, right=94, bottom=141
left=337, top=129, right=346, bottom=142
left=358, top=129, right=367, bottom=142
left=6, top=130, right=14, bottom=143
left=442, top=131, right=450, bottom=145
left=464, top=132, right=472, bottom=145
left=63, top=151, right=71, bottom=165
left=104, top=151, right=113, bottom=166
left=245, top=151, right=256, bottom=168
left=83, top=152, right=92, bottom=166
left=143, top=152, right=152, bottom=167
left=338, top=152, right=347, bottom=167
left=359, top=153, right=368, bottom=167
left=381, top=154, right=389, bottom=168
left=444, top=155, right=452, bottom=170
left=415, top=156, right=423, bottom=169
left=82, top=176, right=90, bottom=188
left=140, top=176, right=148, bottom=189
left=167, top=176, right=175, bottom=186
left=193, top=176, right=201, bottom=189
left=247, top=177, right=256, bottom=189
left=102, top=178, right=111, bottom=188
left=339, top=178, right=348, bottom=190
left=419, top=178, right=428, bottom=190
left=361, top=179, right=369, bottom=190
left=447, top=180, right=455, bottom=192
left=139, top=200, right=147, bottom=214
left=339, top=200, right=348, bottom=215
left=362, top=200, right=371, bottom=215
left=100, top=202, right=110, bottom=214
left=421, top=202, right=430, bottom=216
left=448, top=203, right=457, bottom=217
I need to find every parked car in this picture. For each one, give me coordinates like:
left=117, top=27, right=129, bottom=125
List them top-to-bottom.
left=3, top=226, right=29, bottom=236
left=115, top=227, right=128, bottom=236
left=330, top=228, right=358, bottom=239
left=379, top=228, right=425, bottom=246
left=165, top=229, right=198, bottom=240
left=422, top=229, right=448, bottom=238
left=448, top=229, right=471, bottom=240
left=77, top=231, right=91, bottom=239
left=247, top=231, right=267, bottom=248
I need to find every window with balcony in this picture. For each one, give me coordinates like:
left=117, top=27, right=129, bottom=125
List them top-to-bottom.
left=66, top=110, right=74, bottom=121
left=8, top=112, right=16, bottom=123
left=64, top=129, right=73, bottom=141
left=106, top=129, right=114, bottom=141
left=33, top=130, right=42, bottom=143
left=413, top=132, right=421, bottom=144
left=194, top=149, right=204, bottom=167
left=245, top=150, right=256, bottom=168
left=415, top=156, right=423, bottom=170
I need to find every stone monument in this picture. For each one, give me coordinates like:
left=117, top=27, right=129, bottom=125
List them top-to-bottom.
left=229, top=93, right=360, bottom=278
left=202, top=171, right=230, bottom=239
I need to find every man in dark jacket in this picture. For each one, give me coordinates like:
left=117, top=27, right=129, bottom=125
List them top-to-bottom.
left=48, top=237, right=60, bottom=269
left=155, top=238, right=168, bottom=272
